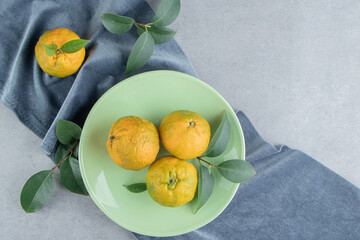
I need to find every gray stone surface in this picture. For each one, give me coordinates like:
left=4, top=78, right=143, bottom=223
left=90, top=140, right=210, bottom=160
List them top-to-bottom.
left=1, top=0, right=360, bottom=239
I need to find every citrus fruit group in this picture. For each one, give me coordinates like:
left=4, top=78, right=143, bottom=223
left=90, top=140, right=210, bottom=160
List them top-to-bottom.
left=35, top=27, right=86, bottom=77
left=159, top=110, right=211, bottom=160
left=106, top=116, right=160, bottom=171
left=146, top=156, right=198, bottom=207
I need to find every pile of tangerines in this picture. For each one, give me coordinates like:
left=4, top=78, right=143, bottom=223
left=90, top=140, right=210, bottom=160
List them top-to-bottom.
left=106, top=110, right=211, bottom=207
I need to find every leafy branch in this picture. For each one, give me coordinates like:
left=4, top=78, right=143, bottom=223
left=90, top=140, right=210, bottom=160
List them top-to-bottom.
left=100, top=0, right=180, bottom=74
left=194, top=111, right=256, bottom=213
left=20, top=120, right=88, bottom=213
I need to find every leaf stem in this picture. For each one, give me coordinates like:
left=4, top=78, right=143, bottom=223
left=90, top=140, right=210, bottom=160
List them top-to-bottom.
left=134, top=22, right=151, bottom=28
left=51, top=140, right=79, bottom=171
left=197, top=157, right=215, bottom=167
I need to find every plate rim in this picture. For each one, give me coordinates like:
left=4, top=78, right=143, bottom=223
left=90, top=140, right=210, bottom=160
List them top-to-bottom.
left=79, top=70, right=246, bottom=237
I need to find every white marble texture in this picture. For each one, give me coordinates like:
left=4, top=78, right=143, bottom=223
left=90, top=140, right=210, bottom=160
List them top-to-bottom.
left=1, top=0, right=359, bottom=239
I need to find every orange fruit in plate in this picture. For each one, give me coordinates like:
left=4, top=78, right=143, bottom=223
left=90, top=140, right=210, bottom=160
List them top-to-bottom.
left=35, top=27, right=86, bottom=77
left=159, top=110, right=211, bottom=160
left=106, top=116, right=160, bottom=171
left=146, top=156, right=198, bottom=207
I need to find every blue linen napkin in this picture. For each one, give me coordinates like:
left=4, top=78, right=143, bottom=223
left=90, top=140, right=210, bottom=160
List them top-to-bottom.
left=0, top=0, right=359, bottom=239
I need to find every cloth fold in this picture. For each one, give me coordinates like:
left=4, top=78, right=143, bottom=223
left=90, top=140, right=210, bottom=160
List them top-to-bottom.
left=1, top=0, right=359, bottom=239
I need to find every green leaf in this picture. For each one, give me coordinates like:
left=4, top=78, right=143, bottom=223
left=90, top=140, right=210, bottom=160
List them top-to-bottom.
left=152, top=0, right=181, bottom=27
left=100, top=13, right=135, bottom=34
left=136, top=25, right=176, bottom=44
left=125, top=31, right=155, bottom=74
left=60, top=39, right=89, bottom=53
left=42, top=44, right=58, bottom=56
left=205, top=111, right=231, bottom=157
left=56, top=120, right=82, bottom=145
left=73, top=143, right=79, bottom=159
left=55, top=144, right=70, bottom=165
left=60, top=157, right=88, bottom=195
left=217, top=160, right=255, bottom=183
left=195, top=164, right=214, bottom=213
left=208, top=165, right=212, bottom=175
left=20, top=170, right=54, bottom=213
left=123, top=183, right=147, bottom=193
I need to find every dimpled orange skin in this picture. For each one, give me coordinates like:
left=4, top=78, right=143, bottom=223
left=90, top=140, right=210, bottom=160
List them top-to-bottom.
left=35, top=27, right=86, bottom=77
left=159, top=110, right=211, bottom=160
left=106, top=116, right=160, bottom=171
left=146, top=156, right=198, bottom=207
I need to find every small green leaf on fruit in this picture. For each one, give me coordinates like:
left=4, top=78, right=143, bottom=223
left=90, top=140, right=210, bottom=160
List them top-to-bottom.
left=152, top=0, right=181, bottom=27
left=100, top=13, right=135, bottom=34
left=136, top=25, right=176, bottom=44
left=126, top=31, right=155, bottom=74
left=60, top=39, right=89, bottom=53
left=42, top=44, right=58, bottom=56
left=205, top=111, right=231, bottom=158
left=56, top=119, right=82, bottom=145
left=60, top=157, right=88, bottom=195
left=217, top=160, right=255, bottom=183
left=195, top=164, right=214, bottom=213
left=20, top=170, right=55, bottom=213
left=124, top=183, right=147, bottom=193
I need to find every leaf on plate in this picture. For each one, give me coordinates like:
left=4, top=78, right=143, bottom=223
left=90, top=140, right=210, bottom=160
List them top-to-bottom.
left=152, top=0, right=181, bottom=27
left=100, top=13, right=135, bottom=34
left=136, top=25, right=176, bottom=44
left=125, top=31, right=155, bottom=74
left=60, top=39, right=89, bottom=53
left=42, top=44, right=58, bottom=56
left=205, top=111, right=231, bottom=158
left=56, top=120, right=82, bottom=145
left=60, top=156, right=88, bottom=195
left=216, top=159, right=255, bottom=183
left=195, top=164, right=214, bottom=213
left=208, top=165, right=212, bottom=175
left=20, top=170, right=55, bottom=213
left=123, top=183, right=147, bottom=193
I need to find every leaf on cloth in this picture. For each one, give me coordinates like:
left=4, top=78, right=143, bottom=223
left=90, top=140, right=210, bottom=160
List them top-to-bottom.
left=152, top=0, right=181, bottom=27
left=100, top=13, right=135, bottom=34
left=137, top=25, right=176, bottom=44
left=125, top=31, right=155, bottom=74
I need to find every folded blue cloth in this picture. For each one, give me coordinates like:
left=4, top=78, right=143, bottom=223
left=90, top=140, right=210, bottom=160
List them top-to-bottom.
left=1, top=0, right=359, bottom=239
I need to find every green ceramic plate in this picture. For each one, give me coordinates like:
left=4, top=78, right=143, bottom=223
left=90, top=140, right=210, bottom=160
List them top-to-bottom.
left=79, top=70, right=245, bottom=237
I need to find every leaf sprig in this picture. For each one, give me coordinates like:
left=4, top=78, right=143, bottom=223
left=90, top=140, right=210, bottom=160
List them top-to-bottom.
left=100, top=0, right=181, bottom=74
left=42, top=39, right=89, bottom=57
left=194, top=111, right=256, bottom=213
left=20, top=120, right=88, bottom=213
